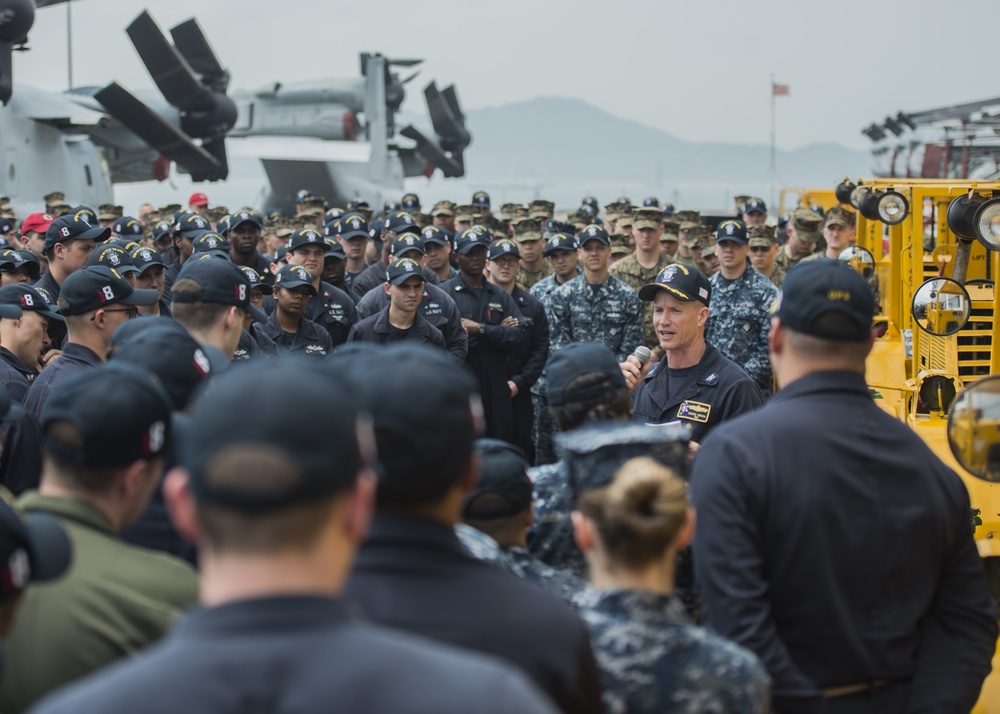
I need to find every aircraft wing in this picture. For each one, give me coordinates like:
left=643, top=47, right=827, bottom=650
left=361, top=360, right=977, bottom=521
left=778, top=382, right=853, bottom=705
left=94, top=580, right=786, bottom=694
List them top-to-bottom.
left=9, top=86, right=108, bottom=127
left=227, top=136, right=372, bottom=163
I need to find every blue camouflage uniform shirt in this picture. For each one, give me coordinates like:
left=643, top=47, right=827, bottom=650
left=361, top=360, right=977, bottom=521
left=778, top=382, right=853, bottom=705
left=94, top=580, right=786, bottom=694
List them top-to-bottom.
left=704, top=264, right=778, bottom=395
left=547, top=275, right=642, bottom=361
left=527, top=460, right=587, bottom=579
left=503, top=545, right=586, bottom=604
left=576, top=588, right=771, bottom=714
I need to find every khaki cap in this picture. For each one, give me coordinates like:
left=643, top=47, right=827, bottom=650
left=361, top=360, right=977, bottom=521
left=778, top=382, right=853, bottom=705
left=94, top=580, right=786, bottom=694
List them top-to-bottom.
left=527, top=200, right=555, bottom=220
left=791, top=208, right=823, bottom=242
left=513, top=217, right=543, bottom=242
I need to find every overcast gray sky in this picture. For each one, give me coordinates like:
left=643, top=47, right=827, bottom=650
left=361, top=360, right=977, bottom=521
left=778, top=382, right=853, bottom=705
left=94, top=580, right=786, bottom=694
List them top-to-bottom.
left=17, top=0, right=1000, bottom=152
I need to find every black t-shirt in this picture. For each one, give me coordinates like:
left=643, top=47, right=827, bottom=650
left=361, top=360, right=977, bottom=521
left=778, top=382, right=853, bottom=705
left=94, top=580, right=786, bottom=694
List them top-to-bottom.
left=387, top=324, right=411, bottom=341
left=665, top=363, right=697, bottom=409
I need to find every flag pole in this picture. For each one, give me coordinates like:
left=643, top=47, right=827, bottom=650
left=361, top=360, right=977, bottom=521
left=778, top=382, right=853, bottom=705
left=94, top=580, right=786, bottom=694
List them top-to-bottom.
left=770, top=72, right=776, bottom=213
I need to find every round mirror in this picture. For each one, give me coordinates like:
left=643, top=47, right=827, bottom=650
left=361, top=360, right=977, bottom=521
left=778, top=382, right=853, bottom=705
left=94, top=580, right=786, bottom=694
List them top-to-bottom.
left=837, top=246, right=876, bottom=279
left=911, top=277, right=971, bottom=336
left=948, top=376, right=1000, bottom=482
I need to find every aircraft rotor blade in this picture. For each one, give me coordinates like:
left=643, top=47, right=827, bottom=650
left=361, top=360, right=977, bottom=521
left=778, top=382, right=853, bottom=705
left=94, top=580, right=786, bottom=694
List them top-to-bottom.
left=126, top=11, right=213, bottom=112
left=170, top=18, right=229, bottom=92
left=94, top=82, right=226, bottom=181
left=400, top=125, right=463, bottom=178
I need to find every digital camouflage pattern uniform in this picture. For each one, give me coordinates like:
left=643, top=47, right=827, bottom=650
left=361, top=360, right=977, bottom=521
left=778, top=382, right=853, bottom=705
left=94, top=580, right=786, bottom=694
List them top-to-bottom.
left=513, top=217, right=552, bottom=292
left=610, top=252, right=671, bottom=352
left=705, top=262, right=778, bottom=396
left=547, top=275, right=642, bottom=362
left=527, top=460, right=587, bottom=579
left=454, top=523, right=511, bottom=572
left=502, top=545, right=586, bottom=604
left=576, top=588, right=770, bottom=714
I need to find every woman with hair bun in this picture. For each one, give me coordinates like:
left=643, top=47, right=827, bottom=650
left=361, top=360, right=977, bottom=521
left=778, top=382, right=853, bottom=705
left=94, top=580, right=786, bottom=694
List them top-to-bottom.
left=572, top=456, right=770, bottom=714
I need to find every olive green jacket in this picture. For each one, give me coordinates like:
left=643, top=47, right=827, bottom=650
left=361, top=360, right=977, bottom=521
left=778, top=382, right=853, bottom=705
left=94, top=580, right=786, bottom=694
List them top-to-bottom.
left=0, top=492, right=198, bottom=713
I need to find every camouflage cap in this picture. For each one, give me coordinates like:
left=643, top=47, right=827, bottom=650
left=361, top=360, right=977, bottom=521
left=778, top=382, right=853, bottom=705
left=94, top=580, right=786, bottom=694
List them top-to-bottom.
left=43, top=192, right=65, bottom=206
left=733, top=195, right=751, bottom=209
left=527, top=200, right=555, bottom=220
left=432, top=201, right=456, bottom=217
left=160, top=203, right=182, bottom=216
left=498, top=203, right=523, bottom=220
left=98, top=204, right=124, bottom=221
left=455, top=204, right=478, bottom=222
left=823, top=205, right=856, bottom=229
left=208, top=206, right=230, bottom=224
left=513, top=206, right=530, bottom=219
left=632, top=207, right=663, bottom=230
left=791, top=207, right=823, bottom=242
left=567, top=210, right=591, bottom=232
left=675, top=210, right=701, bottom=224
left=614, top=212, right=634, bottom=232
left=513, top=217, right=543, bottom=243
left=661, top=220, right=680, bottom=242
left=747, top=224, right=777, bottom=248
left=610, top=234, right=630, bottom=256
left=701, top=244, right=717, bottom=258
left=558, top=421, right=689, bottom=500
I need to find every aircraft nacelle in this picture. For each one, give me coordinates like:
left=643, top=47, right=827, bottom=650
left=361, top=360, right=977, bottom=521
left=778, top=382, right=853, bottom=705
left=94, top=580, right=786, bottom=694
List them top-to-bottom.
left=232, top=96, right=358, bottom=142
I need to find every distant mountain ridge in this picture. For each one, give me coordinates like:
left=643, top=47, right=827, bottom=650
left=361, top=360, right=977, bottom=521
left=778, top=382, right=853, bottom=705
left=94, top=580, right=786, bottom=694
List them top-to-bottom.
left=462, top=97, right=869, bottom=186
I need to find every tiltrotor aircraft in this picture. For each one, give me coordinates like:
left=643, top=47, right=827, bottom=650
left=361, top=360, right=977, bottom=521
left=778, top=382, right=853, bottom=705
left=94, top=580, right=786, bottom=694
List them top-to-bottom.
left=0, top=0, right=471, bottom=215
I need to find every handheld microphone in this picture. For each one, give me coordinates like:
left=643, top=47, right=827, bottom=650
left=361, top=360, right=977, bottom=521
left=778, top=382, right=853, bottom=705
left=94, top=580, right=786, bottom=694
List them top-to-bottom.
left=633, top=346, right=652, bottom=366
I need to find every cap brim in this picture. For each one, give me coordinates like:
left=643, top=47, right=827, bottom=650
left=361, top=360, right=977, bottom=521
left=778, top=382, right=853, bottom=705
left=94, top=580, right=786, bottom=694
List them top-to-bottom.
left=80, top=226, right=112, bottom=242
left=339, top=230, right=369, bottom=240
left=421, top=237, right=449, bottom=247
left=389, top=272, right=426, bottom=286
left=638, top=283, right=696, bottom=302
left=121, top=288, right=160, bottom=307
left=243, top=303, right=267, bottom=324
left=0, top=304, right=23, bottom=319
left=38, top=306, right=64, bottom=322
left=24, top=512, right=72, bottom=582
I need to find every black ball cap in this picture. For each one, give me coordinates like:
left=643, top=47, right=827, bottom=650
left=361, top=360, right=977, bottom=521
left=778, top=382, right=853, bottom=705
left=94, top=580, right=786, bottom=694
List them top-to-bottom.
left=44, top=215, right=111, bottom=252
left=174, top=259, right=268, bottom=324
left=59, top=266, right=158, bottom=316
left=0, top=284, right=61, bottom=321
left=111, top=327, right=217, bottom=411
left=545, top=341, right=625, bottom=407
left=183, top=360, right=369, bottom=511
left=41, top=362, right=174, bottom=468
left=462, top=439, right=532, bottom=519
left=0, top=501, right=71, bottom=599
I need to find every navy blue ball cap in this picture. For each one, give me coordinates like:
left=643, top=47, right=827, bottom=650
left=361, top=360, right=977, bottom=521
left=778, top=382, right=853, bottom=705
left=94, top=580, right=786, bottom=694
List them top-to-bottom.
left=472, top=191, right=491, bottom=209
left=401, top=193, right=420, bottom=211
left=643, top=196, right=661, bottom=208
left=743, top=197, right=767, bottom=215
left=229, top=208, right=264, bottom=230
left=382, top=211, right=419, bottom=236
left=173, top=212, right=211, bottom=237
left=338, top=213, right=369, bottom=240
left=44, top=215, right=111, bottom=252
left=112, top=216, right=144, bottom=237
left=714, top=219, right=748, bottom=245
left=577, top=224, right=610, bottom=247
left=421, top=225, right=452, bottom=247
left=287, top=228, right=326, bottom=252
left=454, top=228, right=488, bottom=255
left=191, top=231, right=230, bottom=258
left=391, top=232, right=424, bottom=257
left=544, top=233, right=577, bottom=255
left=323, top=238, right=345, bottom=261
left=488, top=239, right=520, bottom=261
left=88, top=243, right=138, bottom=274
left=130, top=245, right=166, bottom=274
left=0, top=249, right=39, bottom=281
left=385, top=257, right=425, bottom=286
left=174, top=259, right=268, bottom=324
left=775, top=259, right=873, bottom=341
left=638, top=263, right=711, bottom=306
left=274, top=264, right=317, bottom=295
left=236, top=265, right=273, bottom=296
left=60, top=266, right=158, bottom=316
left=0, top=284, right=61, bottom=321
left=111, top=328, right=216, bottom=411
left=545, top=342, right=625, bottom=407
left=183, top=360, right=371, bottom=510
left=41, top=362, right=174, bottom=468
left=559, top=421, right=689, bottom=500
left=463, top=439, right=532, bottom=519
left=0, top=497, right=71, bottom=598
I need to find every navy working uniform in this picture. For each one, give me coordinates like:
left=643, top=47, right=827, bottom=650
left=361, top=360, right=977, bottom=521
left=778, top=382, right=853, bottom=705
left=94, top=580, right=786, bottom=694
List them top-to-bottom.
left=705, top=259, right=778, bottom=396
left=547, top=275, right=642, bottom=361
left=304, top=281, right=358, bottom=347
left=356, top=281, right=468, bottom=362
left=348, top=307, right=447, bottom=350
left=262, top=313, right=333, bottom=358
left=631, top=343, right=762, bottom=444
left=0, top=348, right=38, bottom=403
left=577, top=588, right=770, bottom=714
left=30, top=597, right=560, bottom=714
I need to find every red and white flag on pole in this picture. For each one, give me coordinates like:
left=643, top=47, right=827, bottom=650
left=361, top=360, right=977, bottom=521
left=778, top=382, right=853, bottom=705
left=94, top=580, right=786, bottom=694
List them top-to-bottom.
left=772, top=83, right=790, bottom=96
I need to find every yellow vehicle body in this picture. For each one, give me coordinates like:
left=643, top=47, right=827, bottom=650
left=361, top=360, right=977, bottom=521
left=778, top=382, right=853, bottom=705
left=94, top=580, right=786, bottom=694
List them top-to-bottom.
left=851, top=178, right=1000, bottom=713
left=779, top=188, right=839, bottom=216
